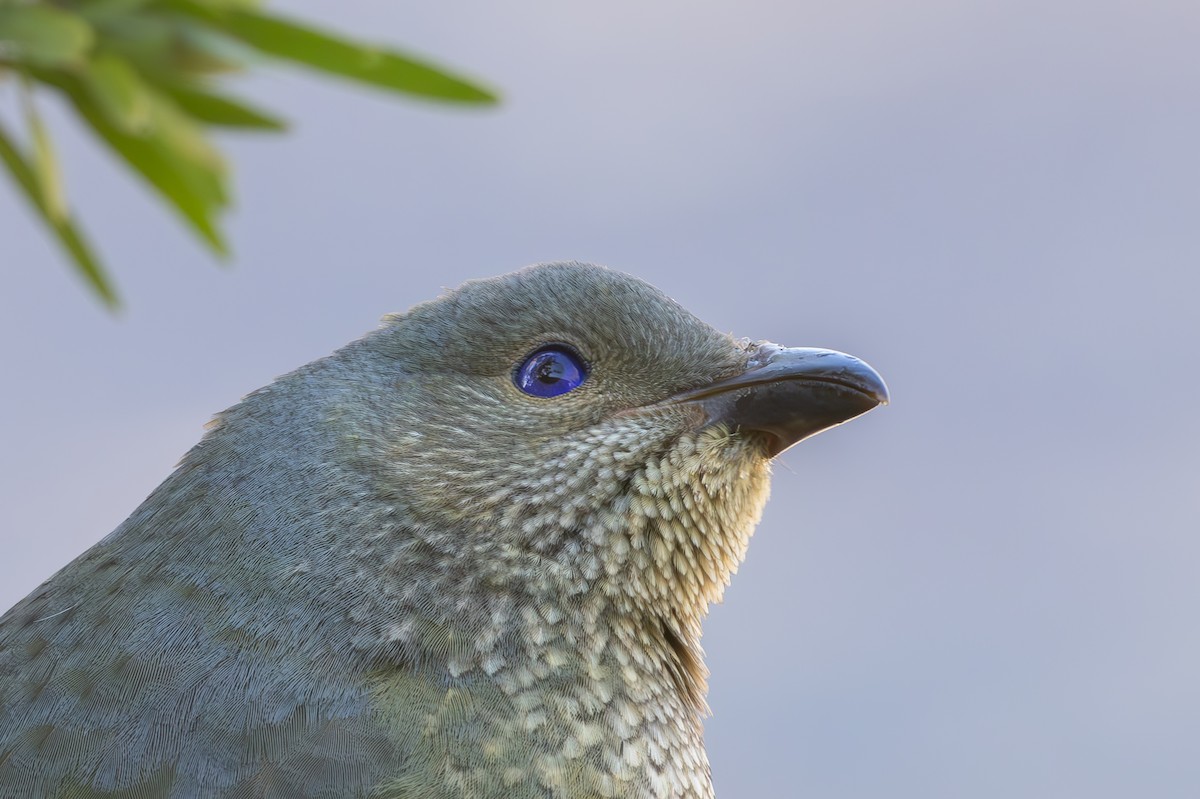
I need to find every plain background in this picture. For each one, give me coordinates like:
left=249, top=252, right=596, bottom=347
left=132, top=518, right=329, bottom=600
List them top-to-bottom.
left=2, top=1, right=1198, bottom=796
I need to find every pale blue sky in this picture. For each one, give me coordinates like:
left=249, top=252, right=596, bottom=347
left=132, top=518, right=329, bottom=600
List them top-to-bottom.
left=2, top=1, right=1198, bottom=796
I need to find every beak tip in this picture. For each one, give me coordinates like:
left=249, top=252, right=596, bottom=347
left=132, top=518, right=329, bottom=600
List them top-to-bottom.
left=863, top=371, right=890, bottom=407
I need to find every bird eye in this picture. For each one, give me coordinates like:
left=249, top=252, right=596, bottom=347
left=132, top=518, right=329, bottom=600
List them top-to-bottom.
left=514, top=346, right=588, bottom=397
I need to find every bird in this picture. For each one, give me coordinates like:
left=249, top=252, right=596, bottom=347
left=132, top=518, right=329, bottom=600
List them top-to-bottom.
left=0, top=262, right=887, bottom=799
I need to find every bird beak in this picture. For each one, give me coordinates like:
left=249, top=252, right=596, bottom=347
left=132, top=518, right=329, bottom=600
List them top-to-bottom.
left=669, top=344, right=889, bottom=457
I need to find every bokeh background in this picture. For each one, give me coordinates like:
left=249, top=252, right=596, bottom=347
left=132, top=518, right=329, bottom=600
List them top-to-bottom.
left=2, top=1, right=1198, bottom=796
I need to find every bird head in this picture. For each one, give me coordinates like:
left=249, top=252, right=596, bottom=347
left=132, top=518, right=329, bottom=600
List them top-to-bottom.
left=300, top=262, right=890, bottom=640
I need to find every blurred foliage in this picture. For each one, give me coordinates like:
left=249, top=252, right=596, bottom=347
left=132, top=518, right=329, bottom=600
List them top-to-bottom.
left=0, top=0, right=496, bottom=307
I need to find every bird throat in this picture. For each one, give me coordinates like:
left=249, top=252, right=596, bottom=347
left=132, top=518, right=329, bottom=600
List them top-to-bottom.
left=365, top=422, right=773, bottom=798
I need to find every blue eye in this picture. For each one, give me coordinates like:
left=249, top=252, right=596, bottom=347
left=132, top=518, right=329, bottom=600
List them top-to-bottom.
left=515, top=346, right=588, bottom=397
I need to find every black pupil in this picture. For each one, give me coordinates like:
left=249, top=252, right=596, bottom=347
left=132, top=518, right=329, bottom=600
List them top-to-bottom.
left=536, top=356, right=564, bottom=383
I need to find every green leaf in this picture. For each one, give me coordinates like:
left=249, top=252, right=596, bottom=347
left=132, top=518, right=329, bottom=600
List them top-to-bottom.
left=74, top=0, right=157, bottom=24
left=159, top=0, right=497, bottom=103
left=0, top=5, right=95, bottom=67
left=81, top=13, right=176, bottom=73
left=89, top=13, right=252, bottom=78
left=173, top=21, right=259, bottom=74
left=81, top=52, right=153, bottom=132
left=79, top=55, right=228, bottom=177
left=38, top=69, right=230, bottom=255
left=156, top=81, right=285, bottom=130
left=22, top=84, right=68, bottom=221
left=0, top=117, right=118, bottom=308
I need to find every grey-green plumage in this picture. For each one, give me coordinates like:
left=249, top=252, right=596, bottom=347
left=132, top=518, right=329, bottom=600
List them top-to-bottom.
left=0, top=263, right=887, bottom=798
